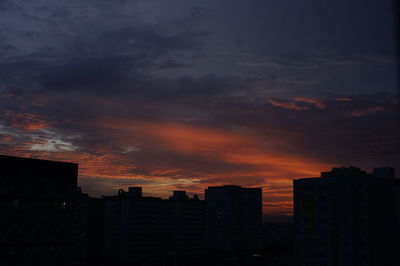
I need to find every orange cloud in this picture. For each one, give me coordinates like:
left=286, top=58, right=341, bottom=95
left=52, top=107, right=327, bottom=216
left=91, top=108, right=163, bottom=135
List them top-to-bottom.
left=268, top=97, right=327, bottom=111
left=293, top=97, right=327, bottom=109
left=336, top=97, right=353, bottom=102
left=267, top=98, right=309, bottom=110
left=350, top=106, right=385, bottom=117
left=1, top=111, right=49, bottom=131
left=4, top=118, right=330, bottom=217
left=94, top=119, right=329, bottom=214
left=137, top=122, right=327, bottom=171
left=0, top=134, right=13, bottom=142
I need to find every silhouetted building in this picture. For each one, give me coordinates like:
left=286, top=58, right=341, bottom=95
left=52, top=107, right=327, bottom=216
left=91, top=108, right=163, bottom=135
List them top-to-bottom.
left=0, top=155, right=78, bottom=266
left=294, top=167, right=397, bottom=266
left=395, top=178, right=400, bottom=251
left=205, top=185, right=263, bottom=263
left=103, top=187, right=163, bottom=266
left=73, top=188, right=89, bottom=265
left=103, top=188, right=206, bottom=266
left=163, top=191, right=206, bottom=266
left=86, top=197, right=105, bottom=266
left=262, top=223, right=294, bottom=266
left=263, top=223, right=293, bottom=244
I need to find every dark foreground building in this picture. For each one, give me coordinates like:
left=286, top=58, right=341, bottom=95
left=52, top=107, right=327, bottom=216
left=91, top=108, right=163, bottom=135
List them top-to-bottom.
left=0, top=155, right=78, bottom=266
left=294, top=167, right=397, bottom=266
left=205, top=185, right=263, bottom=265
left=85, top=197, right=105, bottom=266
left=262, top=223, right=294, bottom=266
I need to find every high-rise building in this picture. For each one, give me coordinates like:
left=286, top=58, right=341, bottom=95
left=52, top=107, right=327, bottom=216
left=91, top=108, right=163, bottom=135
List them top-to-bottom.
left=0, top=155, right=78, bottom=266
left=293, top=167, right=397, bottom=266
left=395, top=178, right=400, bottom=251
left=205, top=185, right=263, bottom=257
left=72, top=187, right=89, bottom=266
left=103, top=187, right=207, bottom=266
left=103, top=187, right=163, bottom=265
left=163, top=191, right=206, bottom=266
left=86, top=197, right=105, bottom=266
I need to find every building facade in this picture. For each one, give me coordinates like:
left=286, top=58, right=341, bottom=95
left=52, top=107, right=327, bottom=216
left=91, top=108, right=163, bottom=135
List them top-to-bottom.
left=0, top=155, right=78, bottom=266
left=293, top=167, right=397, bottom=266
left=205, top=185, right=263, bottom=258
left=103, top=187, right=163, bottom=265
left=72, top=188, right=89, bottom=266
left=103, top=188, right=206, bottom=266
left=163, top=191, right=206, bottom=266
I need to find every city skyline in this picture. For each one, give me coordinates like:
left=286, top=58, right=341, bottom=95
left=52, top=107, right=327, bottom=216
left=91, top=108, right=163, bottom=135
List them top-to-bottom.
left=0, top=0, right=398, bottom=221
left=1, top=153, right=397, bottom=223
left=2, top=153, right=398, bottom=265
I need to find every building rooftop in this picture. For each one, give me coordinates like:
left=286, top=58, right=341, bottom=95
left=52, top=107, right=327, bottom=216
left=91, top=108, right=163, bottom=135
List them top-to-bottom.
left=0, top=154, right=78, bottom=178
left=321, top=166, right=367, bottom=178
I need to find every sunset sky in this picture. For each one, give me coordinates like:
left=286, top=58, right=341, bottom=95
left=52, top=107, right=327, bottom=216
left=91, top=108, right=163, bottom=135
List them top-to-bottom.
left=0, top=0, right=398, bottom=221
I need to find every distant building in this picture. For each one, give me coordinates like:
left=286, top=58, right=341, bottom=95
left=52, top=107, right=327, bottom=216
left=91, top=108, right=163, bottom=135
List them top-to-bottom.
left=0, top=155, right=78, bottom=266
left=293, top=167, right=397, bottom=266
left=205, top=185, right=263, bottom=257
left=103, top=187, right=164, bottom=265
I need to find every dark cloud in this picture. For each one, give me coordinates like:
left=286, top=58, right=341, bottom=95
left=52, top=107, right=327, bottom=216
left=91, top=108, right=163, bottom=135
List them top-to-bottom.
left=0, top=0, right=209, bottom=98
left=238, top=53, right=396, bottom=70
left=157, top=60, right=194, bottom=70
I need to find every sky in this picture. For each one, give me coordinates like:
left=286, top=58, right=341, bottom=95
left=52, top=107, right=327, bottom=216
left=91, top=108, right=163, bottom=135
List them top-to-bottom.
left=0, top=0, right=398, bottom=221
